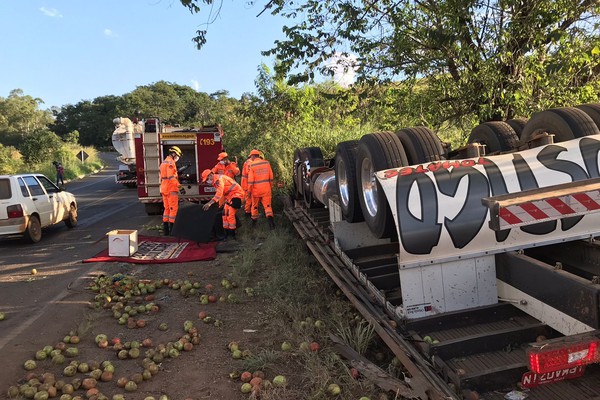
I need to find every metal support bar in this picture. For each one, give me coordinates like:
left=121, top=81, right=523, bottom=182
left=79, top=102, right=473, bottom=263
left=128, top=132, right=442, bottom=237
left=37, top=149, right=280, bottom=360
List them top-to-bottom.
left=482, top=178, right=600, bottom=231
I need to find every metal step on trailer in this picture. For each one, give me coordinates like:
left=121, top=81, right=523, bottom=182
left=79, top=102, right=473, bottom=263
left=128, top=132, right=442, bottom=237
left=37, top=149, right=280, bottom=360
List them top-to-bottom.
left=286, top=201, right=600, bottom=400
left=405, top=302, right=558, bottom=393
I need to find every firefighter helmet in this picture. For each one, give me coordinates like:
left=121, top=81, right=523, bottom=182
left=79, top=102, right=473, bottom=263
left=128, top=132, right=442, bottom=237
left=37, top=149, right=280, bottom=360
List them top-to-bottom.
left=169, top=146, right=182, bottom=157
left=249, top=149, right=261, bottom=157
left=217, top=152, right=228, bottom=161
left=201, top=169, right=213, bottom=183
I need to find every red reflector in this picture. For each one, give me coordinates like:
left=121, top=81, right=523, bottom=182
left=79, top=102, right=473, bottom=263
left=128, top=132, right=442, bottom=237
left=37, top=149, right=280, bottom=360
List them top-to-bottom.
left=7, top=204, right=23, bottom=218
left=528, top=339, right=599, bottom=374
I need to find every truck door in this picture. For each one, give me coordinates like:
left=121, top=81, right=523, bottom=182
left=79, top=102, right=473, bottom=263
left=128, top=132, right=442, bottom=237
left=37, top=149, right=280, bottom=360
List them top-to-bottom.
left=22, top=176, right=53, bottom=226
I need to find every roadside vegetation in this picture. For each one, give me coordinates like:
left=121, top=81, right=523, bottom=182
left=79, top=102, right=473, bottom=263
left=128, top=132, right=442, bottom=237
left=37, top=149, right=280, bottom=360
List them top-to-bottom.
left=230, top=218, right=395, bottom=399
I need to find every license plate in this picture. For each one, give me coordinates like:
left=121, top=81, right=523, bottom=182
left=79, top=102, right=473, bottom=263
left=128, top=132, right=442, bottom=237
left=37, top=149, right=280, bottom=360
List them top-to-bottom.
left=521, top=366, right=585, bottom=388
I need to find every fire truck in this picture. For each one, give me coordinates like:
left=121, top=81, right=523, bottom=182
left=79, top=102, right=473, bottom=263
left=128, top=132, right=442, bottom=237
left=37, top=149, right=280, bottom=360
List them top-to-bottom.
left=288, top=105, right=600, bottom=399
left=112, top=117, right=224, bottom=215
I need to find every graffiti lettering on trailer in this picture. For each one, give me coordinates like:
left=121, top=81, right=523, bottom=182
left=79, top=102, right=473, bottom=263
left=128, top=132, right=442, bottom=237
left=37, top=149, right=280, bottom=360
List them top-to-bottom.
left=382, top=137, right=600, bottom=255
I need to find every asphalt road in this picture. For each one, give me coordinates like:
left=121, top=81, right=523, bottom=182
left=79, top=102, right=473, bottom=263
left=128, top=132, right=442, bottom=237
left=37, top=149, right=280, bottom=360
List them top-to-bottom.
left=0, top=153, right=161, bottom=390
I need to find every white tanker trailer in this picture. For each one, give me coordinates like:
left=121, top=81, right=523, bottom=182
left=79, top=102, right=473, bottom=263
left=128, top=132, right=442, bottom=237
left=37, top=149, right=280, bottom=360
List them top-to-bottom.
left=112, top=117, right=144, bottom=187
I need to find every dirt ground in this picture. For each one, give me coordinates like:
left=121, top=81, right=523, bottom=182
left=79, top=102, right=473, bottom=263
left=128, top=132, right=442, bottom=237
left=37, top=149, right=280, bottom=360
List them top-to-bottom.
left=1, top=220, right=388, bottom=400
left=2, top=247, right=292, bottom=399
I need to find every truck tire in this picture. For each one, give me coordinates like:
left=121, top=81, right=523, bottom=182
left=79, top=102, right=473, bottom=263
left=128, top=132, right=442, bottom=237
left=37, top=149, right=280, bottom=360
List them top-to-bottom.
left=575, top=103, right=600, bottom=131
left=520, top=107, right=599, bottom=144
left=505, top=118, right=528, bottom=138
left=468, top=121, right=519, bottom=154
left=396, top=127, right=445, bottom=164
left=356, top=132, right=408, bottom=239
left=335, top=140, right=363, bottom=222
left=300, top=147, right=325, bottom=208
left=292, top=149, right=304, bottom=200
left=145, top=203, right=163, bottom=216
left=24, top=215, right=42, bottom=243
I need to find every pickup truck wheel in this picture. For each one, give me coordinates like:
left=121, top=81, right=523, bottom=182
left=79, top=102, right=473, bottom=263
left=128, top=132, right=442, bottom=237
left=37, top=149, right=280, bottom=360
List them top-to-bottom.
left=575, top=103, right=600, bottom=130
left=521, top=107, right=599, bottom=145
left=505, top=118, right=528, bottom=138
left=468, top=121, right=519, bottom=154
left=396, top=127, right=445, bottom=164
left=357, top=132, right=408, bottom=239
left=335, top=140, right=363, bottom=222
left=300, top=147, right=325, bottom=208
left=145, top=203, right=163, bottom=216
left=65, top=205, right=78, bottom=228
left=24, top=215, right=42, bottom=243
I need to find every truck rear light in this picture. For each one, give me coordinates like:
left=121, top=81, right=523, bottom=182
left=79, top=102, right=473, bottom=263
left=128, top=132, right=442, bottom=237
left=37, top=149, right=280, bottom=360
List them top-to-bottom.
left=7, top=204, right=24, bottom=218
left=528, top=339, right=599, bottom=374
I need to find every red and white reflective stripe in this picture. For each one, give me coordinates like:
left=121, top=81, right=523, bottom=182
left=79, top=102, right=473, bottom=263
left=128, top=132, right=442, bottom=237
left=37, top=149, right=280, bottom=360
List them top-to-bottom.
left=498, top=190, right=600, bottom=229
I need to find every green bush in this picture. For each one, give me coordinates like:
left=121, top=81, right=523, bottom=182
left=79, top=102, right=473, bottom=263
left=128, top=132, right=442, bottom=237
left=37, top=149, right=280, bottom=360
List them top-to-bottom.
left=0, top=144, right=25, bottom=174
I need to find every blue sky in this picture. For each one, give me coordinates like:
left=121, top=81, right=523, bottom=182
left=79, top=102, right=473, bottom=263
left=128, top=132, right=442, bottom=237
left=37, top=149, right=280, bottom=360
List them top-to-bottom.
left=0, top=1, right=290, bottom=109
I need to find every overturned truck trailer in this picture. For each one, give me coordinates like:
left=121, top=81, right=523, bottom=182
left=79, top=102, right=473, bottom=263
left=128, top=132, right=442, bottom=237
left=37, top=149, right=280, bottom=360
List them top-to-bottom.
left=288, top=106, right=600, bottom=399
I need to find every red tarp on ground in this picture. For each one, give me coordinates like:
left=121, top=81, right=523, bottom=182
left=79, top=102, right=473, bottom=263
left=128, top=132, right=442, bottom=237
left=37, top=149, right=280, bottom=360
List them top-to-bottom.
left=83, top=235, right=217, bottom=264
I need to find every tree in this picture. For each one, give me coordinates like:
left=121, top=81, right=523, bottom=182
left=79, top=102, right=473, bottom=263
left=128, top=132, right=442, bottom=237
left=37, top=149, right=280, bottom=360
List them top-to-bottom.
left=180, top=0, right=600, bottom=128
left=0, top=89, right=54, bottom=148
left=52, top=95, right=124, bottom=147
left=20, top=130, right=63, bottom=164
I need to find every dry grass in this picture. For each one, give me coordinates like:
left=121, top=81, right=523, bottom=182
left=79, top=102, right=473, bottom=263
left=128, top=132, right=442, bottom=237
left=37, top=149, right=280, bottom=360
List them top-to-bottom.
left=229, top=217, right=389, bottom=399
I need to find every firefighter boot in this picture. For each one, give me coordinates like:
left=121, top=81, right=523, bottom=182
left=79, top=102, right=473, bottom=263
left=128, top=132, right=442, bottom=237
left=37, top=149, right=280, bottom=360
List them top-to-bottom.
left=268, top=216, right=275, bottom=230
left=251, top=219, right=257, bottom=228
left=163, top=221, right=170, bottom=236
left=169, top=223, right=175, bottom=236
left=222, top=229, right=229, bottom=242
left=229, top=229, right=237, bottom=240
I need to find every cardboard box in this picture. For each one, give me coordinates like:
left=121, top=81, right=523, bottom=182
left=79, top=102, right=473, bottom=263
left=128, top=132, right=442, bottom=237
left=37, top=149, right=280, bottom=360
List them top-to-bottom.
left=107, top=230, right=138, bottom=257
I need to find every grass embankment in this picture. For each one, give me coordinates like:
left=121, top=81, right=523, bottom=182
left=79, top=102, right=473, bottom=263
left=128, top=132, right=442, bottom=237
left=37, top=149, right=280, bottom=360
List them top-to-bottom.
left=229, top=212, right=405, bottom=400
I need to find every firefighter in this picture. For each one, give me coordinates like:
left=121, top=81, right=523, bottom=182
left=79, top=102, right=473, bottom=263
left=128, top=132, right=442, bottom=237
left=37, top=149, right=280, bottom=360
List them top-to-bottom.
left=160, top=146, right=182, bottom=236
left=247, top=149, right=275, bottom=229
left=211, top=152, right=240, bottom=179
left=240, top=153, right=254, bottom=218
left=201, top=169, right=244, bottom=240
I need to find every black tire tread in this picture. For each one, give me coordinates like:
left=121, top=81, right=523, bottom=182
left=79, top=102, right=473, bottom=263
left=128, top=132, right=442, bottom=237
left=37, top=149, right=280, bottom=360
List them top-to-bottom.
left=575, top=103, right=600, bottom=131
left=521, top=107, right=599, bottom=143
left=505, top=118, right=528, bottom=138
left=468, top=121, right=519, bottom=153
left=396, top=127, right=445, bottom=164
left=357, top=132, right=408, bottom=238
left=335, top=140, right=363, bottom=222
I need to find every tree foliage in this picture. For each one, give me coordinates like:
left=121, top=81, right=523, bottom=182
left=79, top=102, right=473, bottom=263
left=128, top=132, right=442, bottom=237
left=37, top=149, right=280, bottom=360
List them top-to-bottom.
left=180, top=0, right=600, bottom=127
left=0, top=89, right=54, bottom=148
left=52, top=95, right=124, bottom=146
left=20, top=129, right=63, bottom=164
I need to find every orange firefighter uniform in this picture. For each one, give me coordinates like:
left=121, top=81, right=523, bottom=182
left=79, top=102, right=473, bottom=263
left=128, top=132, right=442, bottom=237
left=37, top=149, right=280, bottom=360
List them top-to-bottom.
left=160, top=146, right=182, bottom=233
left=247, top=150, right=275, bottom=229
left=211, top=152, right=240, bottom=179
left=240, top=156, right=253, bottom=216
left=202, top=169, right=244, bottom=239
